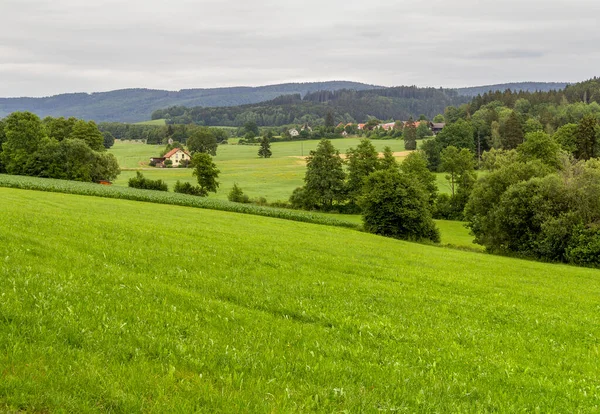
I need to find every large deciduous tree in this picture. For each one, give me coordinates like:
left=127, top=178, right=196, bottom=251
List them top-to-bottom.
left=1, top=111, right=47, bottom=175
left=69, top=120, right=105, bottom=151
left=187, top=127, right=218, bottom=156
left=302, top=139, right=346, bottom=209
left=191, top=152, right=220, bottom=196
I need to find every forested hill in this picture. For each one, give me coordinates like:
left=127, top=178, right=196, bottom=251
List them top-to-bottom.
left=0, top=81, right=379, bottom=123
left=0, top=81, right=570, bottom=123
left=456, top=82, right=569, bottom=97
left=151, top=86, right=471, bottom=126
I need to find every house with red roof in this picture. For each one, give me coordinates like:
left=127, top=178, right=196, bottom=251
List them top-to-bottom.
left=150, top=148, right=191, bottom=168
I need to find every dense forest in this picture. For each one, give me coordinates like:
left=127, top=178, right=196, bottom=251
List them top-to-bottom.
left=0, top=82, right=379, bottom=123
left=151, top=86, right=471, bottom=126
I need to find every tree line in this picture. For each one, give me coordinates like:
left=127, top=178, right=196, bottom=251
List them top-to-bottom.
left=149, top=86, right=469, bottom=127
left=0, top=112, right=120, bottom=182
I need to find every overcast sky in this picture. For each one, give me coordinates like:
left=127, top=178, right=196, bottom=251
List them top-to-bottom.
left=1, top=0, right=599, bottom=97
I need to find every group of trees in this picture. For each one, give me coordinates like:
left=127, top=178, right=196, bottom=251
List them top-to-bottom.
left=414, top=77, right=600, bottom=267
left=0, top=112, right=120, bottom=182
left=98, top=122, right=230, bottom=146
left=290, top=138, right=440, bottom=243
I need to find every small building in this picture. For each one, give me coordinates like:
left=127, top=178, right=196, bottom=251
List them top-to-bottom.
left=380, top=122, right=396, bottom=131
left=431, top=122, right=446, bottom=134
left=357, top=123, right=366, bottom=130
left=289, top=128, right=300, bottom=137
left=341, top=131, right=348, bottom=137
left=164, top=148, right=191, bottom=167
left=150, top=156, right=166, bottom=167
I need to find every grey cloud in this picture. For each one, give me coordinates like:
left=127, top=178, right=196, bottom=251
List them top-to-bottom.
left=1, top=0, right=599, bottom=96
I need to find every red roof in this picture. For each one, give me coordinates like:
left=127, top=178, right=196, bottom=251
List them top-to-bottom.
left=164, top=148, right=190, bottom=159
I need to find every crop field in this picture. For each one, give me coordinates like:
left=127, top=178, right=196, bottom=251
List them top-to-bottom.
left=109, top=139, right=429, bottom=203
left=1, top=187, right=600, bottom=412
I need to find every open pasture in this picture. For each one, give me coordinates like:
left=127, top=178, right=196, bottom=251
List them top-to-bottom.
left=109, top=139, right=424, bottom=202
left=1, top=187, right=599, bottom=412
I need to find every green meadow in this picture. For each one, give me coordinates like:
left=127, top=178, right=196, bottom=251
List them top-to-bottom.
left=109, top=139, right=419, bottom=202
left=2, top=187, right=600, bottom=412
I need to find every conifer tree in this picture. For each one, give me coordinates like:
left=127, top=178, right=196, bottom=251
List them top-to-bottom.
left=575, top=115, right=598, bottom=160
left=258, top=135, right=272, bottom=158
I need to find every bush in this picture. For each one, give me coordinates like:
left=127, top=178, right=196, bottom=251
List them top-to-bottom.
left=360, top=169, right=440, bottom=243
left=128, top=172, right=168, bottom=191
left=174, top=180, right=205, bottom=196
left=228, top=183, right=250, bottom=203
left=565, top=225, right=600, bottom=268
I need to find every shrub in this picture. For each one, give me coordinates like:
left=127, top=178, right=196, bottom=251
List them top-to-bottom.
left=360, top=169, right=440, bottom=243
left=128, top=172, right=168, bottom=191
left=174, top=180, right=205, bottom=196
left=228, top=183, right=250, bottom=203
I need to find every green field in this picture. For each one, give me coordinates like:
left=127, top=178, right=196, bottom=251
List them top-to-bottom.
left=133, top=119, right=166, bottom=126
left=109, top=139, right=415, bottom=202
left=2, top=187, right=600, bottom=412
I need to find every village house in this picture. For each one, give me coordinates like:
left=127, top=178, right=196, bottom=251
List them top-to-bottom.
left=431, top=122, right=446, bottom=134
left=289, top=128, right=300, bottom=137
left=150, top=148, right=191, bottom=168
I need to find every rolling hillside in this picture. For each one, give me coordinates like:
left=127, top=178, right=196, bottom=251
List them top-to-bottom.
left=0, top=81, right=569, bottom=123
left=1, top=187, right=599, bottom=412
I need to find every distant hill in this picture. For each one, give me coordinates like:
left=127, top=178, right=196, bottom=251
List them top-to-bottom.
left=0, top=81, right=379, bottom=123
left=0, top=81, right=571, bottom=123
left=456, top=82, right=569, bottom=97
left=152, top=87, right=471, bottom=127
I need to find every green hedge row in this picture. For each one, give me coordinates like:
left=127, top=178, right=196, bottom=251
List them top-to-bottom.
left=0, top=174, right=360, bottom=229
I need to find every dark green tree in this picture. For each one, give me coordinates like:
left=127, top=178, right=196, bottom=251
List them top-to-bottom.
left=325, top=111, right=335, bottom=131
left=501, top=111, right=524, bottom=150
left=575, top=115, right=598, bottom=160
left=404, top=118, right=417, bottom=150
left=243, top=121, right=260, bottom=136
left=187, top=127, right=217, bottom=156
left=102, top=131, right=115, bottom=149
left=258, top=135, right=272, bottom=158
left=191, top=152, right=220, bottom=196
left=359, top=169, right=440, bottom=242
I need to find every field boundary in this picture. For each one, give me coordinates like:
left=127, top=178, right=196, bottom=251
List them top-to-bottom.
left=0, top=174, right=360, bottom=230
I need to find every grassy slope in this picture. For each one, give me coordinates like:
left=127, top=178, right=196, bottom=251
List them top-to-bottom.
left=2, top=188, right=600, bottom=412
